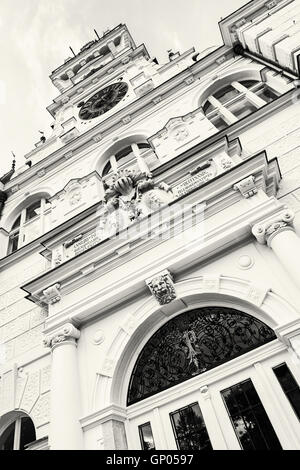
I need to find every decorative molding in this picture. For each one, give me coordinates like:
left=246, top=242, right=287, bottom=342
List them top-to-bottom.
left=93, top=133, right=102, bottom=143
left=233, top=175, right=258, bottom=199
left=252, top=209, right=295, bottom=245
left=238, top=255, right=254, bottom=270
left=146, top=269, right=176, bottom=305
left=202, top=275, right=220, bottom=293
left=42, top=283, right=61, bottom=305
left=246, top=284, right=270, bottom=307
left=120, top=315, right=136, bottom=336
left=43, top=322, right=80, bottom=349
left=93, top=329, right=105, bottom=345
left=99, top=357, right=116, bottom=378
left=199, top=385, right=211, bottom=400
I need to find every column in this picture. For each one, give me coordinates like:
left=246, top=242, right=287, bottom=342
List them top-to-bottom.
left=231, top=81, right=266, bottom=108
left=207, top=95, right=238, bottom=125
left=131, top=143, right=150, bottom=174
left=109, top=154, right=118, bottom=172
left=252, top=209, right=300, bottom=291
left=44, top=323, right=83, bottom=450
left=253, top=362, right=300, bottom=449
left=199, top=386, right=228, bottom=450
left=102, top=419, right=128, bottom=449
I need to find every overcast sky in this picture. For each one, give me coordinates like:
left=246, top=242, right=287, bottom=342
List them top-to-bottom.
left=0, top=0, right=247, bottom=175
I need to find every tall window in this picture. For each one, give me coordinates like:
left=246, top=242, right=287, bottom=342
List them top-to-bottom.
left=203, top=80, right=280, bottom=130
left=8, top=198, right=49, bottom=254
left=273, top=363, right=300, bottom=420
left=221, top=379, right=282, bottom=450
left=170, top=402, right=212, bottom=451
left=0, top=415, right=36, bottom=450
left=138, top=422, right=156, bottom=450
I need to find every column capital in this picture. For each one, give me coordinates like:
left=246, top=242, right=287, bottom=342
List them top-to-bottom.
left=252, top=209, right=295, bottom=246
left=44, top=322, right=80, bottom=349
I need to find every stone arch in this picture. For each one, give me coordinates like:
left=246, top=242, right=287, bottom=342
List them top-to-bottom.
left=93, top=275, right=299, bottom=410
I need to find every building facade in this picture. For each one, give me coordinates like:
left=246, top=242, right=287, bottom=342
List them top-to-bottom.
left=1, top=0, right=300, bottom=451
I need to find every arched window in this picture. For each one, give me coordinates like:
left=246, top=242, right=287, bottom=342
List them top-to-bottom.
left=202, top=80, right=280, bottom=130
left=101, top=141, right=159, bottom=184
left=102, top=143, right=151, bottom=177
left=8, top=198, right=50, bottom=254
left=127, top=307, right=276, bottom=405
left=0, top=414, right=36, bottom=450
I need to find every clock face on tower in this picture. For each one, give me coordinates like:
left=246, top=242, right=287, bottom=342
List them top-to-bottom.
left=78, top=81, right=129, bottom=120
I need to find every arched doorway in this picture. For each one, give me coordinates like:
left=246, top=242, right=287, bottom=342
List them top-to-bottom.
left=125, top=307, right=300, bottom=450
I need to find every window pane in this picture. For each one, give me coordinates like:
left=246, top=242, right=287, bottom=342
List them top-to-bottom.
left=241, top=80, right=258, bottom=89
left=214, top=85, right=240, bottom=104
left=258, top=86, right=279, bottom=103
left=229, top=101, right=257, bottom=120
left=211, top=115, right=228, bottom=131
left=25, top=201, right=41, bottom=222
left=11, top=216, right=21, bottom=230
left=9, top=232, right=19, bottom=254
left=273, top=363, right=300, bottom=420
left=222, top=379, right=282, bottom=450
left=170, top=402, right=212, bottom=451
left=20, top=417, right=36, bottom=450
left=0, top=422, right=15, bottom=450
left=139, top=422, right=156, bottom=450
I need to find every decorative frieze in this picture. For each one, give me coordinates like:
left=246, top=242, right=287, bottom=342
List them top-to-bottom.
left=233, top=176, right=258, bottom=198
left=252, top=209, right=295, bottom=245
left=146, top=269, right=177, bottom=305
left=42, top=283, right=61, bottom=305
left=43, top=323, right=80, bottom=349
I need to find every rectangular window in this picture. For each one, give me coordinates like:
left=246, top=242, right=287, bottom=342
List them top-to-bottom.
left=273, top=363, right=300, bottom=420
left=221, top=379, right=282, bottom=450
left=170, top=402, right=212, bottom=450
left=138, top=422, right=155, bottom=450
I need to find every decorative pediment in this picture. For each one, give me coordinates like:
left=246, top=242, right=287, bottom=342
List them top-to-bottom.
left=149, top=107, right=217, bottom=161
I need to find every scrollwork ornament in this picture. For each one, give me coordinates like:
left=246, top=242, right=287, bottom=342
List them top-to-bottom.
left=252, top=209, right=295, bottom=245
left=43, top=323, right=80, bottom=349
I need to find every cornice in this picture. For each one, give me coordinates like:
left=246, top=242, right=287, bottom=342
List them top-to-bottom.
left=50, top=23, right=130, bottom=77
left=21, top=155, right=280, bottom=310
left=31, top=198, right=286, bottom=332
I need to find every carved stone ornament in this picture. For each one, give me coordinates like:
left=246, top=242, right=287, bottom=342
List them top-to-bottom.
left=97, top=169, right=174, bottom=241
left=233, top=176, right=258, bottom=199
left=67, top=181, right=82, bottom=206
left=252, top=209, right=295, bottom=246
left=146, top=269, right=177, bottom=305
left=42, top=283, right=61, bottom=305
left=43, top=323, right=80, bottom=349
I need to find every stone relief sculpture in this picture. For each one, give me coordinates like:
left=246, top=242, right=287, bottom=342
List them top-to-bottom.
left=97, top=169, right=174, bottom=239
left=146, top=269, right=177, bottom=305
